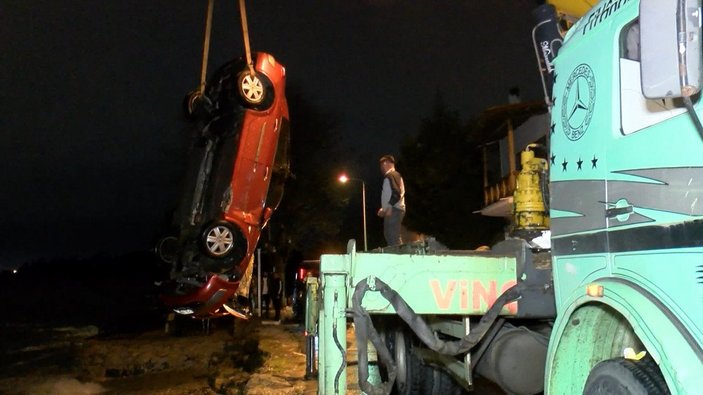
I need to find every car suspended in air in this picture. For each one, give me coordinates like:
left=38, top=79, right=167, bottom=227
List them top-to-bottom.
left=157, top=51, right=290, bottom=319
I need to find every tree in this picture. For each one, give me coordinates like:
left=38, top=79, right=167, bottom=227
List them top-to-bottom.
left=269, top=87, right=348, bottom=258
left=400, top=94, right=504, bottom=248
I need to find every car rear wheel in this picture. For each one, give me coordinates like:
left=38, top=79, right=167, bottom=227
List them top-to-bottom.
left=236, top=69, right=274, bottom=110
left=238, top=72, right=264, bottom=104
left=201, top=222, right=239, bottom=258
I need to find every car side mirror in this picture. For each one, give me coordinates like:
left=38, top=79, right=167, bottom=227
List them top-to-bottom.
left=640, top=0, right=702, bottom=98
left=261, top=207, right=273, bottom=224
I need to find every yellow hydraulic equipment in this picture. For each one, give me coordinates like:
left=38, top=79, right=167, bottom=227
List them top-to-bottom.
left=547, top=0, right=595, bottom=18
left=514, top=144, right=549, bottom=230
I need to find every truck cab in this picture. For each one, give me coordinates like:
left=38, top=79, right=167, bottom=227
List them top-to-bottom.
left=546, top=0, right=703, bottom=392
left=306, top=1, right=703, bottom=394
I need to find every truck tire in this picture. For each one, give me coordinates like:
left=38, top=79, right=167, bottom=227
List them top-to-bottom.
left=377, top=321, right=465, bottom=395
left=376, top=325, right=428, bottom=395
left=391, top=330, right=427, bottom=395
left=583, top=357, right=670, bottom=395
left=423, top=364, right=466, bottom=395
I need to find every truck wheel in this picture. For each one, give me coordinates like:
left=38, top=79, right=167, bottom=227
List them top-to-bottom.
left=375, top=325, right=425, bottom=395
left=386, top=329, right=465, bottom=394
left=391, top=330, right=427, bottom=395
left=583, top=357, right=670, bottom=395
left=423, top=365, right=465, bottom=395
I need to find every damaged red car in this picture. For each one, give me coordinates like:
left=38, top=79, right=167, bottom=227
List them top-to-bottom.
left=157, top=52, right=290, bottom=318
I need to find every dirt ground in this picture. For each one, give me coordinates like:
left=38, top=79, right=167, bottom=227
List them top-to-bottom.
left=0, top=255, right=323, bottom=395
left=0, top=263, right=506, bottom=395
left=0, top=309, right=318, bottom=395
left=0, top=311, right=509, bottom=395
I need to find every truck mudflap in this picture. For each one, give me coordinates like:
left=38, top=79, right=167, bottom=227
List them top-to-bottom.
left=350, top=276, right=526, bottom=395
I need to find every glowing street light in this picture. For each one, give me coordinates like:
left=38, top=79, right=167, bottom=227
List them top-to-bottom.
left=338, top=174, right=367, bottom=251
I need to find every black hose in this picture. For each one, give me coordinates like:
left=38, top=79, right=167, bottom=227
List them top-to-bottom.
left=674, top=0, right=703, bottom=141
left=683, top=96, right=703, bottom=141
left=541, top=169, right=550, bottom=212
left=350, top=277, right=526, bottom=394
left=332, top=291, right=346, bottom=395
left=352, top=308, right=397, bottom=395
left=469, top=318, right=505, bottom=370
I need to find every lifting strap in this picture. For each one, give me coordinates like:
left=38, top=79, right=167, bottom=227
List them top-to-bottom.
left=199, top=0, right=215, bottom=95
left=238, top=0, right=255, bottom=76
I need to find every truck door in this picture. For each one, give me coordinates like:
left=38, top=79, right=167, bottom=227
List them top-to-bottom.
left=549, top=13, right=613, bottom=307
left=606, top=17, right=688, bottom=245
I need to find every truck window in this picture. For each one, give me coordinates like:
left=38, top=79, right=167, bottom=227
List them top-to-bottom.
left=619, top=20, right=685, bottom=135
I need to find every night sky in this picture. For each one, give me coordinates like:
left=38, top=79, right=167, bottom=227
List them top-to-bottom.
left=1, top=1, right=541, bottom=269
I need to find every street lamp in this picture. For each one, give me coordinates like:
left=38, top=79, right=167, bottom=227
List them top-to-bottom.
left=338, top=174, right=367, bottom=251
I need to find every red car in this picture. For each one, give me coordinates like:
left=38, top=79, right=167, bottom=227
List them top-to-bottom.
left=158, top=52, right=290, bottom=318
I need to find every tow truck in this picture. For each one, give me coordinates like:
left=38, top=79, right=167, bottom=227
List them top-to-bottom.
left=305, top=0, right=703, bottom=393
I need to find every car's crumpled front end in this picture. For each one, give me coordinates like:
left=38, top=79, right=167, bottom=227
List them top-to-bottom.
left=160, top=272, right=240, bottom=318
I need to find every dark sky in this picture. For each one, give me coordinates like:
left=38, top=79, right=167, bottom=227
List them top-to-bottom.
left=1, top=1, right=541, bottom=269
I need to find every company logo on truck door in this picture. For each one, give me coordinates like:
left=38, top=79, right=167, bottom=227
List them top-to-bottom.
left=581, top=0, right=632, bottom=36
left=561, top=64, right=596, bottom=141
left=430, top=279, right=518, bottom=314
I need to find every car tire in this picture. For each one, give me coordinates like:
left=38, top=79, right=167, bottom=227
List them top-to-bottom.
left=236, top=70, right=274, bottom=110
left=183, top=90, right=202, bottom=120
left=200, top=221, right=244, bottom=258
left=156, top=235, right=179, bottom=264
left=583, top=357, right=670, bottom=395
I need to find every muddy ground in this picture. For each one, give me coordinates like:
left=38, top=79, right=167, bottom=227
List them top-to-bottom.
left=0, top=257, right=318, bottom=395
left=0, top=258, right=505, bottom=395
left=0, top=313, right=317, bottom=395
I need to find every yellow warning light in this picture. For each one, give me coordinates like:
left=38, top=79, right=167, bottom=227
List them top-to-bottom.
left=267, top=54, right=276, bottom=67
left=586, top=283, right=604, bottom=297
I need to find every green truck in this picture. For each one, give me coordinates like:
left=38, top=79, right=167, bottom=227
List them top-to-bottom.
left=305, top=1, right=703, bottom=393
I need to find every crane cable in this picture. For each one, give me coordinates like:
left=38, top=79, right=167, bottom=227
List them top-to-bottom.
left=198, top=0, right=215, bottom=96
left=239, top=0, right=255, bottom=76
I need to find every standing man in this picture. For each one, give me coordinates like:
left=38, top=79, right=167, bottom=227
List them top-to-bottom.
left=377, top=154, right=406, bottom=246
left=271, top=271, right=284, bottom=322
left=261, top=272, right=270, bottom=317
